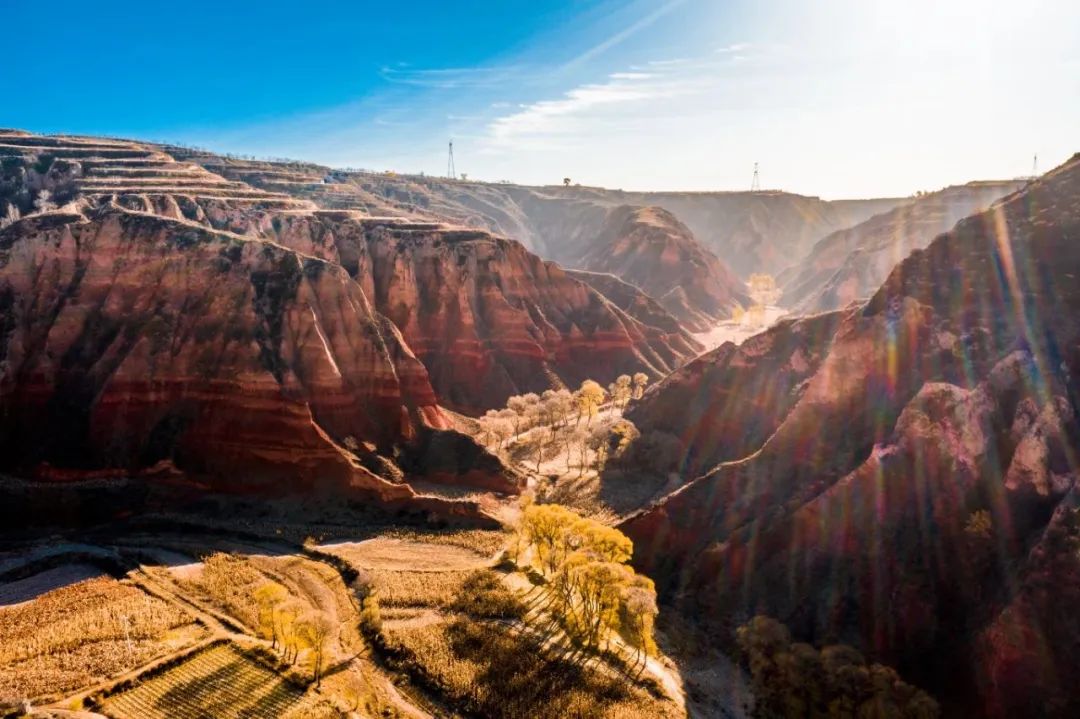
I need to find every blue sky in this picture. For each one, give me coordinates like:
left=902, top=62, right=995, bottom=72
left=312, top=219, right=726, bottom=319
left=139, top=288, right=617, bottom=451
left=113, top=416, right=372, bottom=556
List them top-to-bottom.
left=5, top=0, right=1079, bottom=197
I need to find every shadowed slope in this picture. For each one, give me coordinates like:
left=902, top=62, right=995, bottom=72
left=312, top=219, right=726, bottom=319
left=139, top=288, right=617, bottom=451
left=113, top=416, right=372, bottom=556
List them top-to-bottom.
left=621, top=154, right=1080, bottom=716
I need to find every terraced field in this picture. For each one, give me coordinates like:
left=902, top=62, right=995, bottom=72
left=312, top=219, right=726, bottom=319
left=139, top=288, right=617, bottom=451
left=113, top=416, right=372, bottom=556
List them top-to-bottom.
left=0, top=130, right=315, bottom=211
left=103, top=643, right=306, bottom=719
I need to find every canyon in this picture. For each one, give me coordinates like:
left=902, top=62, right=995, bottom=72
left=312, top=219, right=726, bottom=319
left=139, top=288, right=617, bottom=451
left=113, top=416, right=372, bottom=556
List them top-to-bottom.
left=2, top=127, right=1074, bottom=719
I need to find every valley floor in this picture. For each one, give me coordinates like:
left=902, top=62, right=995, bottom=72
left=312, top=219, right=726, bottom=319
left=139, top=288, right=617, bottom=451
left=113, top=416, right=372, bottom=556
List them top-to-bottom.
left=691, top=305, right=788, bottom=352
left=0, top=503, right=725, bottom=719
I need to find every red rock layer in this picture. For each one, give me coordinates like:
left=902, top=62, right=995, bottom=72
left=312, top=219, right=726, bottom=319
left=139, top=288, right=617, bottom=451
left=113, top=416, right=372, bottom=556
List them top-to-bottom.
left=620, top=154, right=1080, bottom=715
left=0, top=207, right=445, bottom=502
left=564, top=269, right=704, bottom=359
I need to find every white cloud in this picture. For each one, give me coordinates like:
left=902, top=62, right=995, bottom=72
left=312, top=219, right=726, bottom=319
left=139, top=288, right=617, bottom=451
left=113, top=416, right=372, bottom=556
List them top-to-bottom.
left=645, top=58, right=690, bottom=67
left=484, top=69, right=698, bottom=150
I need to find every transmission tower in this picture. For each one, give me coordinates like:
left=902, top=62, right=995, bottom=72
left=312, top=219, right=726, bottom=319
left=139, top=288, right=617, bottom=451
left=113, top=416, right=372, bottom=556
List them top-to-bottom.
left=447, top=140, right=457, bottom=180
left=750, top=162, right=760, bottom=192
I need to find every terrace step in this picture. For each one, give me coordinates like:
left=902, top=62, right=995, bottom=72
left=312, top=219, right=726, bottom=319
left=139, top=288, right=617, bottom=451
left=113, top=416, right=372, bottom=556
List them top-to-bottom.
left=0, top=133, right=144, bottom=150
left=0, top=142, right=165, bottom=160
left=85, top=165, right=208, bottom=178
left=77, top=177, right=242, bottom=189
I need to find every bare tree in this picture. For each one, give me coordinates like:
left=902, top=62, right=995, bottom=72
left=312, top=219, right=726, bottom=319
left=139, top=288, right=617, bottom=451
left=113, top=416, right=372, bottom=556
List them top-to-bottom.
left=0, top=203, right=20, bottom=229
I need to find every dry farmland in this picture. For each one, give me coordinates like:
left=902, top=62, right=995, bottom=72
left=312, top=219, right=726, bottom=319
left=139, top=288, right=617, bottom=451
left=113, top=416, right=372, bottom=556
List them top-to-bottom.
left=0, top=574, right=204, bottom=701
left=102, top=643, right=306, bottom=719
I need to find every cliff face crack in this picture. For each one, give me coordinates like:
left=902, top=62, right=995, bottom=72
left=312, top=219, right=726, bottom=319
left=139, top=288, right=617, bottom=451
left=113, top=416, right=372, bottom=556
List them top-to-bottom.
left=307, top=306, right=341, bottom=379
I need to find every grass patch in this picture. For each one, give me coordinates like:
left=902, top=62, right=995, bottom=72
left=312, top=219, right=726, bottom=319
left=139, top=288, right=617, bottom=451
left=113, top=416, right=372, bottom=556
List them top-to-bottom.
left=383, top=528, right=509, bottom=557
left=177, top=552, right=269, bottom=630
left=449, top=570, right=526, bottom=620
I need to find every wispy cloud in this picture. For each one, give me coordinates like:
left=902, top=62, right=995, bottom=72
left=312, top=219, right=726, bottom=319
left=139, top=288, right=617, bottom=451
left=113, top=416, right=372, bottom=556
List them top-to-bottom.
left=564, top=0, right=689, bottom=69
left=480, top=38, right=779, bottom=153
left=645, top=58, right=690, bottom=67
left=484, top=61, right=721, bottom=151
left=378, top=64, right=529, bottom=89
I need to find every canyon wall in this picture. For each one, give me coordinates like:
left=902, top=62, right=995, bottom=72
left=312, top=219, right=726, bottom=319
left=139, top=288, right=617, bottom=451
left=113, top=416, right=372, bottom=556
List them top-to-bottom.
left=621, top=154, right=1080, bottom=715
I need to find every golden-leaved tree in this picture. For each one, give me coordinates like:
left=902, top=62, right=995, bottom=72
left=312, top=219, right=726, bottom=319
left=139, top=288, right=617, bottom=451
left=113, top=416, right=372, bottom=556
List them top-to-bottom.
left=518, top=503, right=658, bottom=666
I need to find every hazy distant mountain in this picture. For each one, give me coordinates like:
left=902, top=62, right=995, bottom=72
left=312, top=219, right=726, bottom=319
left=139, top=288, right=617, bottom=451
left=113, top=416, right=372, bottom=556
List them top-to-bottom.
left=781, top=180, right=1027, bottom=314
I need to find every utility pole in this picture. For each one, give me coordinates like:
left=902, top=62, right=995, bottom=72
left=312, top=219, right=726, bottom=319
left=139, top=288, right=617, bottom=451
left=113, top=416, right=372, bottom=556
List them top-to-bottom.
left=447, top=140, right=457, bottom=180
left=750, top=162, right=760, bottom=192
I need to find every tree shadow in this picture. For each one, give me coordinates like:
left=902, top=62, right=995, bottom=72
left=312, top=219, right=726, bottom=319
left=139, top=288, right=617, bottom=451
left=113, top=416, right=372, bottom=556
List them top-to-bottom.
left=444, top=616, right=633, bottom=719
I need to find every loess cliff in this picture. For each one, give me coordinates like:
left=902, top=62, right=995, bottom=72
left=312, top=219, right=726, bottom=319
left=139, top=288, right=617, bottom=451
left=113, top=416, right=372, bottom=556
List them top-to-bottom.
left=0, top=131, right=543, bottom=507
left=0, top=207, right=447, bottom=502
left=255, top=213, right=690, bottom=412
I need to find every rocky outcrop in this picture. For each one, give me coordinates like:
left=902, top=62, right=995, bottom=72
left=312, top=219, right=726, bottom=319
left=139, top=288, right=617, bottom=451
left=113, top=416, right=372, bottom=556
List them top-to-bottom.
left=620, top=153, right=1080, bottom=715
left=782, top=180, right=1026, bottom=313
left=576, top=206, right=748, bottom=331
left=259, top=214, right=690, bottom=413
